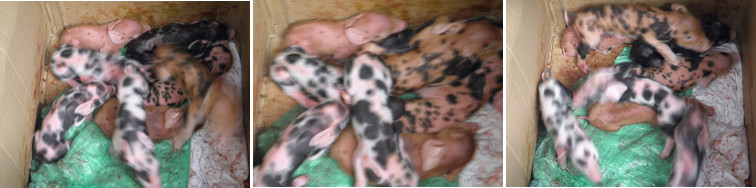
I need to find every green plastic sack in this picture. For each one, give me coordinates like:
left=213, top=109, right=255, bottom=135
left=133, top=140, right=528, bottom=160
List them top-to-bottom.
left=530, top=46, right=693, bottom=186
left=28, top=87, right=190, bottom=188
left=255, top=93, right=457, bottom=187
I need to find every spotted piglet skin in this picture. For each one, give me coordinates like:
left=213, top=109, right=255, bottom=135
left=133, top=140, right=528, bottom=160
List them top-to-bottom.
left=379, top=15, right=502, bottom=95
left=629, top=16, right=735, bottom=68
left=124, top=18, right=234, bottom=64
left=198, top=40, right=234, bottom=77
left=50, top=44, right=143, bottom=87
left=269, top=45, right=345, bottom=108
left=616, top=45, right=739, bottom=93
left=393, top=51, right=502, bottom=133
left=344, top=53, right=419, bottom=186
left=127, top=64, right=187, bottom=108
left=112, top=68, right=162, bottom=188
left=572, top=68, right=687, bottom=162
left=538, top=78, right=602, bottom=184
left=32, top=81, right=114, bottom=163
left=668, top=98, right=711, bottom=187
left=254, top=100, right=349, bottom=187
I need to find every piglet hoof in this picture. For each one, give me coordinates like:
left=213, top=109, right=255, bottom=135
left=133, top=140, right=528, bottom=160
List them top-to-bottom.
left=579, top=63, right=590, bottom=73
left=170, top=138, right=183, bottom=152
left=291, top=175, right=310, bottom=187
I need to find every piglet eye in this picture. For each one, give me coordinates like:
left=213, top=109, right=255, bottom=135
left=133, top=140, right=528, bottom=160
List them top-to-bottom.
left=684, top=35, right=693, bottom=41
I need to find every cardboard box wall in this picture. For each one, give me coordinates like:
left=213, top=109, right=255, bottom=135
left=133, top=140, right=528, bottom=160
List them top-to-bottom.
left=506, top=0, right=754, bottom=186
left=0, top=2, right=250, bottom=186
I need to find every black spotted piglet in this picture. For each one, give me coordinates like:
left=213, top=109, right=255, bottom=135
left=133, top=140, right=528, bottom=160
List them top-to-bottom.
left=124, top=18, right=234, bottom=64
left=50, top=44, right=144, bottom=87
left=270, top=46, right=346, bottom=108
left=344, top=53, right=419, bottom=186
left=112, top=68, right=162, bottom=188
left=572, top=68, right=686, bottom=150
left=537, top=78, right=602, bottom=184
left=32, top=81, right=114, bottom=164
left=253, top=100, right=350, bottom=186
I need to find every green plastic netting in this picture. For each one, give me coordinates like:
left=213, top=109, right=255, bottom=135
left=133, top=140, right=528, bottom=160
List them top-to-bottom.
left=529, top=46, right=692, bottom=186
left=28, top=87, right=190, bottom=188
left=255, top=93, right=457, bottom=187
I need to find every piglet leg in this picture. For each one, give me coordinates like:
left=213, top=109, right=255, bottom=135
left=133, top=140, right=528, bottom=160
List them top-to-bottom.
left=660, top=136, right=675, bottom=159
left=556, top=147, right=568, bottom=169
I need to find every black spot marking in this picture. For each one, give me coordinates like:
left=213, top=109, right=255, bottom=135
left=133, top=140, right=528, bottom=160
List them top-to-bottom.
left=60, top=49, right=73, bottom=58
left=285, top=54, right=302, bottom=63
left=359, top=65, right=373, bottom=80
left=446, top=94, right=457, bottom=104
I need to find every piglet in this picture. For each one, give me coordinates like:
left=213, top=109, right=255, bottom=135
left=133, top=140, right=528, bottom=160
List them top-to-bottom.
left=283, top=11, right=406, bottom=60
left=388, top=15, right=502, bottom=94
left=629, top=16, right=736, bottom=68
left=125, top=18, right=234, bottom=63
left=59, top=19, right=151, bottom=54
left=50, top=44, right=145, bottom=87
left=151, top=44, right=241, bottom=152
left=615, top=44, right=740, bottom=92
left=269, top=46, right=346, bottom=108
left=344, top=53, right=419, bottom=186
left=111, top=66, right=162, bottom=188
left=572, top=68, right=691, bottom=173
left=538, top=78, right=602, bottom=184
left=32, top=81, right=114, bottom=163
left=94, top=98, right=186, bottom=141
left=668, top=98, right=712, bottom=187
left=253, top=100, right=350, bottom=187
left=330, top=122, right=477, bottom=183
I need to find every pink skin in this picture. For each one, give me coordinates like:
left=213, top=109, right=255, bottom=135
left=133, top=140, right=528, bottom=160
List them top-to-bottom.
left=283, top=11, right=406, bottom=60
left=59, top=19, right=151, bottom=54
left=561, top=25, right=580, bottom=58
left=33, top=82, right=115, bottom=162
left=254, top=101, right=349, bottom=187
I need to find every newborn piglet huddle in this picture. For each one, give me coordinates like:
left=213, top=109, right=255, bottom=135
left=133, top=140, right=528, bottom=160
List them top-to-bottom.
left=259, top=12, right=503, bottom=187
left=36, top=18, right=240, bottom=188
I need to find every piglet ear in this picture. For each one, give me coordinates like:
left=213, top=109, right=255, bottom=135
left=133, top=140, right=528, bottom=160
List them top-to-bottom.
left=670, top=4, right=688, bottom=14
left=344, top=13, right=366, bottom=28
left=108, top=19, right=128, bottom=44
left=431, top=22, right=464, bottom=35
left=345, top=28, right=369, bottom=45
left=75, top=103, right=96, bottom=115
left=164, top=109, right=184, bottom=129
left=420, top=139, right=444, bottom=172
